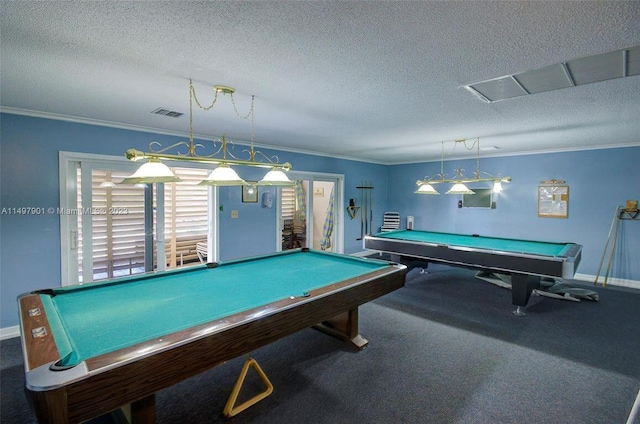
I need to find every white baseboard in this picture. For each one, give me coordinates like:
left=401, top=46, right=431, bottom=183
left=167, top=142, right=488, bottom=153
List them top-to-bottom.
left=575, top=273, right=640, bottom=290
left=0, top=325, right=20, bottom=340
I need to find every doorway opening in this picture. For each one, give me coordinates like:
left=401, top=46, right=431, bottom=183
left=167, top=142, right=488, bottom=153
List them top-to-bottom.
left=279, top=174, right=342, bottom=253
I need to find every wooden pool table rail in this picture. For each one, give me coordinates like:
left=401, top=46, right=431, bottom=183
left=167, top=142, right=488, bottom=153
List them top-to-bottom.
left=19, top=263, right=406, bottom=424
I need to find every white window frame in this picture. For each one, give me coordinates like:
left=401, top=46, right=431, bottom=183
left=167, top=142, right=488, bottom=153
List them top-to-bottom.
left=59, top=151, right=219, bottom=285
left=276, top=171, right=344, bottom=254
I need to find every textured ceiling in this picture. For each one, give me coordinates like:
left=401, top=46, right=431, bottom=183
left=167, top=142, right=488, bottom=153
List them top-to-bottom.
left=1, top=1, right=639, bottom=164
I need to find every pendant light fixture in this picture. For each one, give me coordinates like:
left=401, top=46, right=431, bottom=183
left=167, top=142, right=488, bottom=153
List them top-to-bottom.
left=121, top=80, right=293, bottom=186
left=415, top=138, right=511, bottom=195
left=120, top=159, right=183, bottom=184
left=199, top=163, right=246, bottom=186
left=446, top=182, right=475, bottom=195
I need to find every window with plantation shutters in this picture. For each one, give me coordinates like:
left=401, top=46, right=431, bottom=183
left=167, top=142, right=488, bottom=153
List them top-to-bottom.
left=63, top=153, right=344, bottom=285
left=77, top=166, right=209, bottom=282
left=163, top=167, right=209, bottom=268
left=78, top=169, right=146, bottom=281
left=281, top=183, right=304, bottom=250
left=281, top=185, right=296, bottom=220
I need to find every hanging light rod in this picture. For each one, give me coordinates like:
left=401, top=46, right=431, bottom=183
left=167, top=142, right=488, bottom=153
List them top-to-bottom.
left=121, top=80, right=294, bottom=186
left=415, top=138, right=511, bottom=195
left=124, top=144, right=292, bottom=171
left=416, top=175, right=513, bottom=185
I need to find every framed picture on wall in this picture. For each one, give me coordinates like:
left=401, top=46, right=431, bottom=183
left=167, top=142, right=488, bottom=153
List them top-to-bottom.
left=538, top=184, right=569, bottom=218
left=242, top=185, right=258, bottom=203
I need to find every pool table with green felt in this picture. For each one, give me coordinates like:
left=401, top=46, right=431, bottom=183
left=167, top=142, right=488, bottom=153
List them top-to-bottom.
left=364, top=229, right=582, bottom=313
left=18, top=248, right=406, bottom=423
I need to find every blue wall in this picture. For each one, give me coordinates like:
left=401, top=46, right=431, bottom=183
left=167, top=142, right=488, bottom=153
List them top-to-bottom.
left=1, top=112, right=639, bottom=329
left=0, top=113, right=388, bottom=328
left=214, top=148, right=390, bottom=261
left=389, top=148, right=640, bottom=281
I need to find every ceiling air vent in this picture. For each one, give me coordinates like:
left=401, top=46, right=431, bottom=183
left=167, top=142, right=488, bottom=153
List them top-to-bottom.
left=464, top=45, right=640, bottom=103
left=151, top=108, right=184, bottom=118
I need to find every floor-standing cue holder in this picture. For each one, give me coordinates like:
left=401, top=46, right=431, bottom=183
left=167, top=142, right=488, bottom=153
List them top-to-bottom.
left=356, top=181, right=374, bottom=240
left=594, top=201, right=639, bottom=287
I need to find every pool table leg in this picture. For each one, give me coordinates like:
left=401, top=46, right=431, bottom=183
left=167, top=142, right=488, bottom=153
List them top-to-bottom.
left=390, top=254, right=429, bottom=273
left=510, top=273, right=539, bottom=316
left=313, top=309, right=368, bottom=350
left=26, top=387, right=68, bottom=424
left=131, top=394, right=155, bottom=424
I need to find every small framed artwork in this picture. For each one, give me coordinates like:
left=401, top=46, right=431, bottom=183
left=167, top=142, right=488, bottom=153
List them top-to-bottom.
left=242, top=185, right=258, bottom=203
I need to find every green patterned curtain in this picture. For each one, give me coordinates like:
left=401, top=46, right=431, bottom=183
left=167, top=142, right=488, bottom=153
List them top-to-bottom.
left=295, top=180, right=306, bottom=221
left=320, top=186, right=335, bottom=251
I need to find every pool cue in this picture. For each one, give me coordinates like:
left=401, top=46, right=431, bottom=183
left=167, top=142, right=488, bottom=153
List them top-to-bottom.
left=363, top=181, right=368, bottom=235
left=366, top=181, right=370, bottom=235
left=358, top=182, right=364, bottom=240
left=367, top=182, right=371, bottom=234
left=370, top=183, right=373, bottom=235
left=594, top=205, right=620, bottom=286
left=603, top=208, right=622, bottom=287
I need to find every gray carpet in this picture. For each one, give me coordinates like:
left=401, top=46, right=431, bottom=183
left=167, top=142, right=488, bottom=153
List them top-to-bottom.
left=2, top=264, right=639, bottom=423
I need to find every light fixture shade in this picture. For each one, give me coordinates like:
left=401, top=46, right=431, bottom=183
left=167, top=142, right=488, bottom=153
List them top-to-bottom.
left=120, top=160, right=182, bottom=184
left=199, top=164, right=247, bottom=186
left=257, top=168, right=295, bottom=186
left=99, top=181, right=117, bottom=188
left=493, top=181, right=503, bottom=193
left=415, top=183, right=440, bottom=195
left=446, top=183, right=475, bottom=195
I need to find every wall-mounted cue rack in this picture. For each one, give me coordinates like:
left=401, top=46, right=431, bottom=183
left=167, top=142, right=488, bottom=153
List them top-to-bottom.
left=356, top=181, right=374, bottom=240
